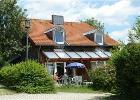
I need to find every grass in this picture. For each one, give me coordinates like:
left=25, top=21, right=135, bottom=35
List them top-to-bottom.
left=0, top=84, right=103, bottom=95
left=57, top=85, right=104, bottom=93
left=0, top=87, right=16, bottom=95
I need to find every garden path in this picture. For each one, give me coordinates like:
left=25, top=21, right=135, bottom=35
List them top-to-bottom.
left=0, top=92, right=112, bottom=100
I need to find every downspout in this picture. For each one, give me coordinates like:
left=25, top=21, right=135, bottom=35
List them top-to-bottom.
left=38, top=46, right=41, bottom=62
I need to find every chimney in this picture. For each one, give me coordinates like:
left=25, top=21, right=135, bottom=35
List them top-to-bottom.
left=52, top=15, right=64, bottom=25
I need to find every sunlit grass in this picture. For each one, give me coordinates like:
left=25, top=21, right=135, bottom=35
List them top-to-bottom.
left=57, top=85, right=104, bottom=93
left=0, top=87, right=16, bottom=95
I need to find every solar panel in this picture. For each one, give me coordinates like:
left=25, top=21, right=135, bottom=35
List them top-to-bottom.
left=52, top=15, right=64, bottom=25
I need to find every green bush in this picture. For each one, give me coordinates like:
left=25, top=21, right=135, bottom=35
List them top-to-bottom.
left=111, top=44, right=140, bottom=98
left=0, top=52, right=9, bottom=67
left=0, top=60, right=56, bottom=93
left=88, top=64, right=116, bottom=92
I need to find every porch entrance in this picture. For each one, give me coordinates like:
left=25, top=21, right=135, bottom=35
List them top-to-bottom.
left=56, top=62, right=65, bottom=77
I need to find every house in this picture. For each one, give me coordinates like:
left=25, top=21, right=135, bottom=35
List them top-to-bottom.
left=28, top=15, right=118, bottom=80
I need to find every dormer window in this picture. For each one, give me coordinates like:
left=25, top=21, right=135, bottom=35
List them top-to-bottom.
left=51, top=15, right=65, bottom=44
left=44, top=26, right=65, bottom=44
left=84, top=29, right=104, bottom=45
left=54, top=30, right=64, bottom=44
left=95, top=31, right=103, bottom=45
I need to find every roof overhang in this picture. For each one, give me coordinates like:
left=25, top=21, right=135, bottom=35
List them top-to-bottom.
left=83, top=29, right=97, bottom=35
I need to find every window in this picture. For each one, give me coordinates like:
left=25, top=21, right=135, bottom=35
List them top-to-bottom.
left=54, top=31, right=64, bottom=44
left=95, top=32, right=103, bottom=45
left=91, top=61, right=97, bottom=69
left=96, top=61, right=104, bottom=67
left=47, top=63, right=55, bottom=75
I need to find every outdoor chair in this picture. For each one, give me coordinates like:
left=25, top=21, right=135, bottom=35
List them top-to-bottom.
left=61, top=74, right=68, bottom=85
left=72, top=76, right=83, bottom=85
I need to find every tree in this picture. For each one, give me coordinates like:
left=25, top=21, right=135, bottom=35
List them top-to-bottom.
left=0, top=0, right=25, bottom=66
left=129, top=16, right=140, bottom=43
left=82, top=18, right=104, bottom=31
left=111, top=44, right=140, bottom=98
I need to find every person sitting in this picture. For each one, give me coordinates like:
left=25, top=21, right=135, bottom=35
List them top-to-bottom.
left=53, top=72, right=61, bottom=83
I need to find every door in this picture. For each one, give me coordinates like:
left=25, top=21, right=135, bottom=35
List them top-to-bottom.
left=56, top=62, right=64, bottom=77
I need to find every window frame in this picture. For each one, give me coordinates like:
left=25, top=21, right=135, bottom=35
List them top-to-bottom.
left=53, top=30, right=65, bottom=44
left=94, top=31, right=104, bottom=45
left=90, top=61, right=97, bottom=69
left=46, top=62, right=55, bottom=75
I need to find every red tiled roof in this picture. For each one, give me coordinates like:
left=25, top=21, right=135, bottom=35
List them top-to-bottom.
left=29, top=19, right=118, bottom=46
left=29, top=19, right=56, bottom=45
left=64, top=22, right=96, bottom=46
left=104, top=34, right=119, bottom=46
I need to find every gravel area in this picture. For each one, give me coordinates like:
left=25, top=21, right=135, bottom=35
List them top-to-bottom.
left=0, top=92, right=112, bottom=100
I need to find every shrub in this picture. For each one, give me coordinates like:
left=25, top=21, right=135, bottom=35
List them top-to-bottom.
left=111, top=44, right=140, bottom=98
left=0, top=52, right=9, bottom=67
left=0, top=60, right=56, bottom=93
left=88, top=64, right=116, bottom=92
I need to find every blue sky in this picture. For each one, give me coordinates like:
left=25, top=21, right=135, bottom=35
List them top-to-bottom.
left=18, top=0, right=140, bottom=43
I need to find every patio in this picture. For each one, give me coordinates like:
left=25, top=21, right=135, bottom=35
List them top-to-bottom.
left=56, top=62, right=88, bottom=85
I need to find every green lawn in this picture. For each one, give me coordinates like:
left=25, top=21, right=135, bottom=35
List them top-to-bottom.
left=0, top=85, right=103, bottom=95
left=57, top=85, right=104, bottom=93
left=0, top=88, right=16, bottom=95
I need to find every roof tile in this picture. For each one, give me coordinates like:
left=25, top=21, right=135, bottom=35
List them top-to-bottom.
left=29, top=19, right=118, bottom=46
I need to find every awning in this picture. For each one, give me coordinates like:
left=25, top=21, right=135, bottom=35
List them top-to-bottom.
left=43, top=50, right=111, bottom=60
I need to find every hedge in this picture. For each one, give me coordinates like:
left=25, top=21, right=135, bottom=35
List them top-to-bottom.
left=111, top=44, right=140, bottom=98
left=0, top=60, right=56, bottom=93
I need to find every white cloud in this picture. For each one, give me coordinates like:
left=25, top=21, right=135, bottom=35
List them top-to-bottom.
left=19, top=0, right=140, bottom=25
left=19, top=0, right=83, bottom=21
left=80, top=0, right=140, bottom=26
left=110, top=28, right=130, bottom=44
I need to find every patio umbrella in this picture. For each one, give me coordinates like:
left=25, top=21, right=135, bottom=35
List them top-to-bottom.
left=66, top=62, right=85, bottom=68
